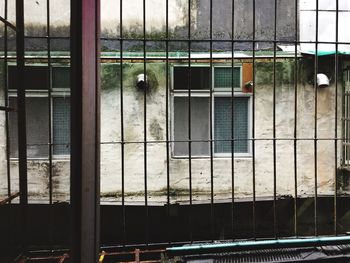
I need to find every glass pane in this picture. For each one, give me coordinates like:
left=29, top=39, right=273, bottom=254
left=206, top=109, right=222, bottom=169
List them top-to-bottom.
left=8, top=66, right=49, bottom=90
left=52, top=67, right=70, bottom=89
left=173, top=67, right=210, bottom=90
left=214, top=67, right=241, bottom=89
left=9, top=97, right=49, bottom=158
left=53, top=97, right=70, bottom=155
left=173, top=97, right=210, bottom=156
left=214, top=97, right=249, bottom=153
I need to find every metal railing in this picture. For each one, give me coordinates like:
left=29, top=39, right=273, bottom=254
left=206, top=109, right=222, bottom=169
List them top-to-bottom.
left=0, top=0, right=350, bottom=261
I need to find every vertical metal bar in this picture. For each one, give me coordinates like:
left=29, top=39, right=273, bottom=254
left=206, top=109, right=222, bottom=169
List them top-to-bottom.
left=4, top=0, right=11, bottom=203
left=4, top=0, right=12, bottom=254
left=16, top=0, right=28, bottom=251
left=46, top=0, right=54, bottom=249
left=47, top=0, right=53, bottom=207
left=70, top=0, right=100, bottom=261
left=119, top=0, right=126, bottom=245
left=142, top=0, right=149, bottom=245
left=165, top=0, right=171, bottom=244
left=187, top=0, right=193, bottom=243
left=209, top=0, right=215, bottom=242
left=231, top=0, right=235, bottom=241
left=252, top=0, right=257, bottom=239
left=272, top=0, right=278, bottom=239
left=293, top=0, right=299, bottom=237
left=314, top=0, right=319, bottom=236
left=334, top=0, right=339, bottom=236
left=345, top=70, right=348, bottom=168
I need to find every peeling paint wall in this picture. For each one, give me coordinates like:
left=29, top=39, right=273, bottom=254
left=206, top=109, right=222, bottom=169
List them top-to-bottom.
left=0, top=0, right=346, bottom=204
left=0, top=58, right=345, bottom=203
left=0, top=63, right=7, bottom=199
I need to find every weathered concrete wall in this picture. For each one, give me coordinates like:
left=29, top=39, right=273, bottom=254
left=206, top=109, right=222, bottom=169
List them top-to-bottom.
left=0, top=0, right=297, bottom=51
left=0, top=0, right=344, bottom=203
left=0, top=58, right=344, bottom=203
left=0, top=63, right=7, bottom=199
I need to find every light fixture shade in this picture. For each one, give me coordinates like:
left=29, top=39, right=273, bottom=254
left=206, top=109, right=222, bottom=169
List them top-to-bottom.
left=136, top=73, right=148, bottom=89
left=317, top=73, right=330, bottom=88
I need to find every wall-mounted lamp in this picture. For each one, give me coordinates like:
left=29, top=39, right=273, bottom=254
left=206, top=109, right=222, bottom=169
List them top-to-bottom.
left=316, top=73, right=330, bottom=88
left=136, top=74, right=148, bottom=89
left=244, top=80, right=253, bottom=93
left=245, top=80, right=254, bottom=89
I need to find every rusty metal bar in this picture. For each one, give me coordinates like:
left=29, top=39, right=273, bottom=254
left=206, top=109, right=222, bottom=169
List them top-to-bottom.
left=16, top=0, right=28, bottom=252
left=46, top=0, right=54, bottom=250
left=70, top=0, right=101, bottom=261
left=119, top=0, right=126, bottom=246
left=142, top=0, right=149, bottom=245
left=165, top=0, right=171, bottom=244
left=187, top=0, right=193, bottom=243
left=209, top=0, right=215, bottom=241
left=231, top=0, right=236, bottom=240
left=252, top=0, right=257, bottom=239
left=272, top=0, right=278, bottom=238
left=293, top=0, right=299, bottom=237
left=313, top=0, right=319, bottom=236
left=334, top=0, right=339, bottom=236
left=0, top=16, right=16, bottom=31
left=0, top=106, right=16, bottom=112
left=0, top=192, right=20, bottom=205
left=135, top=248, right=140, bottom=263
left=57, top=254, right=69, bottom=263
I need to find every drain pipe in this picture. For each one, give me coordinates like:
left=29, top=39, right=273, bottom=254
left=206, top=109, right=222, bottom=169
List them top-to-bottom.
left=166, top=235, right=350, bottom=256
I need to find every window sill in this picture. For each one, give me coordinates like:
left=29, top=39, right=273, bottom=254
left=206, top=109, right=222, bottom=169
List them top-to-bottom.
left=171, top=155, right=252, bottom=160
left=9, top=157, right=70, bottom=161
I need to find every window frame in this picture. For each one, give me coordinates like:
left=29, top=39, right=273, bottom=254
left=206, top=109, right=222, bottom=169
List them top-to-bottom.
left=7, top=64, right=71, bottom=160
left=171, top=64, right=252, bottom=159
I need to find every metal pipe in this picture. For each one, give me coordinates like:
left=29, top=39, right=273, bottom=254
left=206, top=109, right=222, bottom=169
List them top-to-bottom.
left=167, top=236, right=350, bottom=255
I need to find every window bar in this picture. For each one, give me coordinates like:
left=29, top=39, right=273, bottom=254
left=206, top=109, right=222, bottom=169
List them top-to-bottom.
left=4, top=0, right=11, bottom=203
left=4, top=0, right=13, bottom=254
left=16, top=0, right=28, bottom=250
left=46, top=0, right=54, bottom=249
left=47, top=0, right=52, bottom=206
left=70, top=0, right=101, bottom=260
left=119, top=0, right=126, bottom=246
left=143, top=0, right=149, bottom=245
left=165, top=0, right=171, bottom=245
left=187, top=0, right=193, bottom=243
left=209, top=0, right=215, bottom=242
left=230, top=0, right=236, bottom=241
left=252, top=0, right=257, bottom=239
left=272, top=0, right=278, bottom=239
left=293, top=0, right=299, bottom=237
left=314, top=0, right=319, bottom=236
left=334, top=0, right=339, bottom=236
left=105, top=37, right=350, bottom=46
left=348, top=71, right=349, bottom=169
left=344, top=90, right=346, bottom=167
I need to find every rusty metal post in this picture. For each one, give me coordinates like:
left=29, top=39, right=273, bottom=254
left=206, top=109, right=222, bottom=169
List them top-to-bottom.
left=16, top=0, right=27, bottom=251
left=70, top=0, right=100, bottom=262
left=135, top=249, right=140, bottom=263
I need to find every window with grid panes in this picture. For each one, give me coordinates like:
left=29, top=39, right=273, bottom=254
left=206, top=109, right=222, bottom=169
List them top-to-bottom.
left=8, top=66, right=71, bottom=158
left=172, top=66, right=250, bottom=157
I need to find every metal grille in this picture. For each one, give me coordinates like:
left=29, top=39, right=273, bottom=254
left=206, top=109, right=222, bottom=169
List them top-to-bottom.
left=0, top=0, right=350, bottom=261
left=214, top=67, right=240, bottom=89
left=53, top=97, right=70, bottom=155
left=214, top=97, right=249, bottom=153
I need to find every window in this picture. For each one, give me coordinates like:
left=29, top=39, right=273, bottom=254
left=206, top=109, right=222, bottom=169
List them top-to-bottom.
left=9, top=65, right=70, bottom=158
left=172, top=65, right=251, bottom=157
left=342, top=66, right=350, bottom=167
